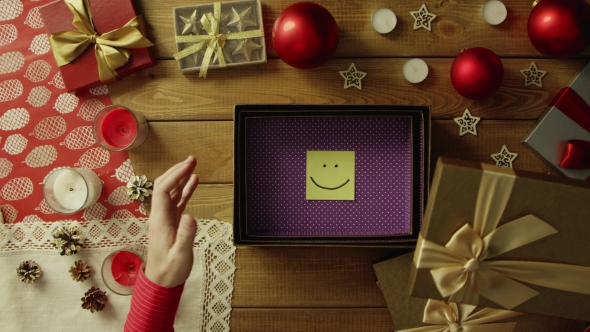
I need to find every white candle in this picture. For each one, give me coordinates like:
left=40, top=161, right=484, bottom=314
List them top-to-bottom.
left=482, top=1, right=507, bottom=25
left=371, top=8, right=397, bottom=34
left=403, top=58, right=429, bottom=84
left=44, top=168, right=102, bottom=214
left=53, top=169, right=88, bottom=210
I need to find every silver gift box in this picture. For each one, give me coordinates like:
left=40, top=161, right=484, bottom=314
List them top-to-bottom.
left=173, top=0, right=266, bottom=72
left=522, top=62, right=590, bottom=180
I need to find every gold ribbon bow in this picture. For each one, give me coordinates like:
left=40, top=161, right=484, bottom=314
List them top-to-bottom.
left=48, top=0, right=154, bottom=84
left=173, top=2, right=264, bottom=78
left=415, top=164, right=590, bottom=309
left=399, top=299, right=522, bottom=332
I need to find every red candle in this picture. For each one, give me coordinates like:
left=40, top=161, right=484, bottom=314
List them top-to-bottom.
left=100, top=108, right=138, bottom=150
left=110, top=250, right=143, bottom=287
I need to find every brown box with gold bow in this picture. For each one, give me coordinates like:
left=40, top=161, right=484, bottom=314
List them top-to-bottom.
left=40, top=0, right=155, bottom=93
left=172, top=0, right=266, bottom=77
left=409, top=157, right=590, bottom=322
left=374, top=252, right=589, bottom=331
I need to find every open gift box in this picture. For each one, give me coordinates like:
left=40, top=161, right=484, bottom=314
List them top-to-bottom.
left=233, top=105, right=430, bottom=246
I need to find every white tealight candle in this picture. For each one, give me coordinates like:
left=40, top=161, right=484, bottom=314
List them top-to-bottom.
left=482, top=1, right=507, bottom=25
left=371, top=8, right=397, bottom=34
left=403, top=58, right=429, bottom=84
left=44, top=168, right=102, bottom=214
left=53, top=169, right=88, bottom=210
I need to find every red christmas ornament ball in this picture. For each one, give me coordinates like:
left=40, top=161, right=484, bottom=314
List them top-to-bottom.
left=528, top=0, right=590, bottom=59
left=272, top=2, right=338, bottom=69
left=450, top=47, right=504, bottom=100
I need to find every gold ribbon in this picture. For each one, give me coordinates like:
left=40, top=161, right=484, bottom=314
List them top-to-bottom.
left=48, top=0, right=154, bottom=84
left=173, top=2, right=264, bottom=78
left=415, top=164, right=590, bottom=309
left=399, top=299, right=522, bottom=332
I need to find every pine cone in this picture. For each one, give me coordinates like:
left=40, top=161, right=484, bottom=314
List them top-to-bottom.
left=126, top=175, right=153, bottom=202
left=52, top=226, right=83, bottom=256
left=16, top=260, right=42, bottom=284
left=69, top=260, right=91, bottom=282
left=81, top=286, right=107, bottom=313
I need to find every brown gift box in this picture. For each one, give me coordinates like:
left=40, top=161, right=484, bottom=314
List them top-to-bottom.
left=409, top=157, right=590, bottom=322
left=374, top=252, right=588, bottom=331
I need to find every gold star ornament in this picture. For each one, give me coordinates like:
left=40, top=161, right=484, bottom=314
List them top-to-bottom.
left=410, top=4, right=437, bottom=31
left=227, top=6, right=258, bottom=31
left=180, top=10, right=202, bottom=35
left=218, top=13, right=231, bottom=34
left=232, top=39, right=262, bottom=61
left=212, top=42, right=235, bottom=64
left=520, top=61, right=547, bottom=87
left=339, top=63, right=367, bottom=90
left=454, top=109, right=481, bottom=136
left=491, top=145, right=518, bottom=168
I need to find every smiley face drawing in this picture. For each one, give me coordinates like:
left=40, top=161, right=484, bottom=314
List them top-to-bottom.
left=306, top=150, right=355, bottom=200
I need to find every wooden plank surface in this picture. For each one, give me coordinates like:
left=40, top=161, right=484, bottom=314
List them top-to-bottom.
left=136, top=0, right=590, bottom=59
left=110, top=58, right=588, bottom=121
left=128, top=121, right=234, bottom=184
left=232, top=247, right=396, bottom=307
left=230, top=308, right=395, bottom=331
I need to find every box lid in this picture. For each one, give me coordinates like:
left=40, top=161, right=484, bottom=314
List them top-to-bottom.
left=410, top=157, right=590, bottom=321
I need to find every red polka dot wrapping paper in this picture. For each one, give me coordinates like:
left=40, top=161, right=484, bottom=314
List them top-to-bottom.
left=0, top=0, right=145, bottom=223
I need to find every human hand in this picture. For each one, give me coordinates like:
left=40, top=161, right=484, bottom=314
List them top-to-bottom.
left=145, top=156, right=199, bottom=288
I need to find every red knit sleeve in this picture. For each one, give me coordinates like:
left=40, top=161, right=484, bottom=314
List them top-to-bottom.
left=124, top=266, right=184, bottom=332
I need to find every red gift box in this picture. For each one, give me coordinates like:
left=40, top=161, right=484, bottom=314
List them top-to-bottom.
left=39, top=0, right=155, bottom=93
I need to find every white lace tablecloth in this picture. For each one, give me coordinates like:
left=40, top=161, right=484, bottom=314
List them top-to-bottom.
left=0, top=218, right=236, bottom=331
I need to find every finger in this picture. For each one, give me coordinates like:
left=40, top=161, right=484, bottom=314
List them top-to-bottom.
left=153, top=156, right=196, bottom=195
left=154, top=156, right=193, bottom=187
left=153, top=157, right=197, bottom=206
left=168, top=168, right=194, bottom=204
left=177, top=174, right=199, bottom=213
left=168, top=187, right=182, bottom=205
left=174, top=214, right=197, bottom=251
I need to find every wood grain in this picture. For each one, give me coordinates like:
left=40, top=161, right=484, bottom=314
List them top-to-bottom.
left=136, top=0, right=590, bottom=59
left=110, top=59, right=588, bottom=121
left=430, top=119, right=553, bottom=175
left=127, top=121, right=234, bottom=184
left=232, top=246, right=396, bottom=307
left=230, top=308, right=395, bottom=331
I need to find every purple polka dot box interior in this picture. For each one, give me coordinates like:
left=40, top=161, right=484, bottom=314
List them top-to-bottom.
left=234, top=105, right=431, bottom=245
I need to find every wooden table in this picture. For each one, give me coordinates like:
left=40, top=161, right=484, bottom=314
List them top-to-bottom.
left=111, top=1, right=590, bottom=330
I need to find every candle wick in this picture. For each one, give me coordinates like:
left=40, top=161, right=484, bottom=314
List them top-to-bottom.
left=382, top=19, right=390, bottom=29
left=410, top=64, right=417, bottom=72
left=69, top=188, right=74, bottom=192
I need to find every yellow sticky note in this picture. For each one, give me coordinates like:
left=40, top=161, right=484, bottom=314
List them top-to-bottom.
left=306, top=150, right=355, bottom=200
